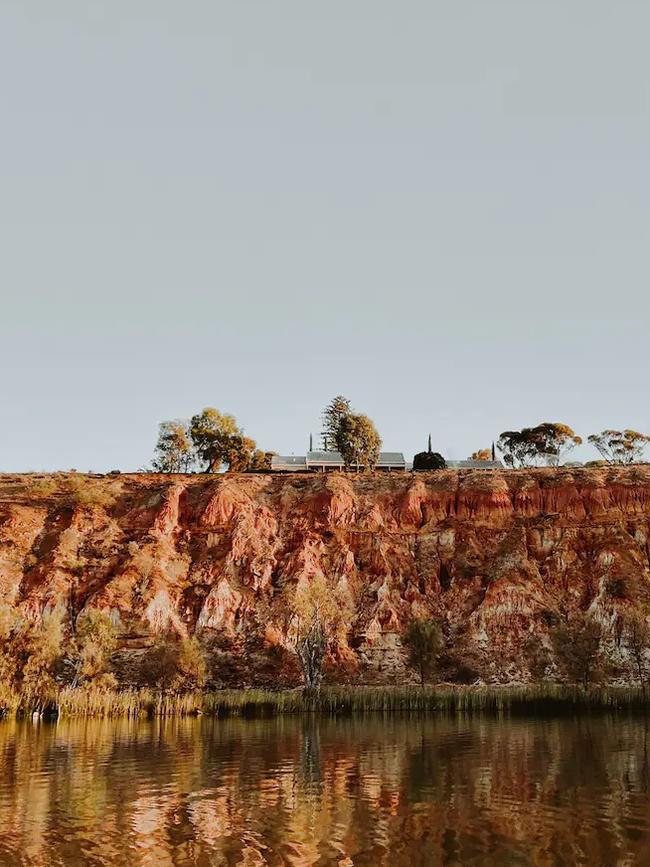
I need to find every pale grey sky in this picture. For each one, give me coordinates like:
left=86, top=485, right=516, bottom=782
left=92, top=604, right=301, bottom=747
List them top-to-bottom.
left=1, top=1, right=649, bottom=471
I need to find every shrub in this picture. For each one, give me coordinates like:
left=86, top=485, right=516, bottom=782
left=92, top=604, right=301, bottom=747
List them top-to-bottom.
left=413, top=452, right=446, bottom=471
left=67, top=477, right=118, bottom=509
left=29, top=478, right=59, bottom=497
left=72, top=609, right=118, bottom=687
left=138, top=633, right=206, bottom=692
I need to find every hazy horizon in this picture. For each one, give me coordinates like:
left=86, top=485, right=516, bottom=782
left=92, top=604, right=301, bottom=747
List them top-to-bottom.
left=2, top=1, right=649, bottom=472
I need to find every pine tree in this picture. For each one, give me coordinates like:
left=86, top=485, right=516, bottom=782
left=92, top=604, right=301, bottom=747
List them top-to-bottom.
left=321, top=396, right=351, bottom=451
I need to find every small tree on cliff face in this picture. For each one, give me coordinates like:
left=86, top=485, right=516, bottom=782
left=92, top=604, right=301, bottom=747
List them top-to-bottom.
left=321, top=396, right=351, bottom=451
left=335, top=413, right=382, bottom=471
left=588, top=430, right=650, bottom=464
left=290, top=575, right=347, bottom=692
left=13, top=608, right=66, bottom=710
left=72, top=609, right=117, bottom=689
left=623, top=611, right=650, bottom=695
left=552, top=613, right=603, bottom=688
left=403, top=618, right=443, bottom=686
left=139, top=634, right=206, bottom=691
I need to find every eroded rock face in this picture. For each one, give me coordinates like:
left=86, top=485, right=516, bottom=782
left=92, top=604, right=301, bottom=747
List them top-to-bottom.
left=2, top=467, right=650, bottom=683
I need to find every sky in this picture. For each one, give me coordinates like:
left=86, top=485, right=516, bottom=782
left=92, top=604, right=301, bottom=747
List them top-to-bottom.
left=1, top=0, right=649, bottom=471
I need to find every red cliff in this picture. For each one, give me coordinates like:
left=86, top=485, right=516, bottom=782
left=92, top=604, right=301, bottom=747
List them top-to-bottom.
left=2, top=466, right=650, bottom=684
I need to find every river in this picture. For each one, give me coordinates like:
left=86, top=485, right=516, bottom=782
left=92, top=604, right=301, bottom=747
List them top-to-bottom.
left=1, top=714, right=649, bottom=865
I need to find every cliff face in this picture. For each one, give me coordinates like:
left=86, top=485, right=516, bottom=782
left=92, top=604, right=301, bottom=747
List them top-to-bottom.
left=2, top=467, right=650, bottom=684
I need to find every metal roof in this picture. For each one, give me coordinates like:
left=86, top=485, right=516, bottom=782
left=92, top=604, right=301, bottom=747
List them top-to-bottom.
left=307, top=450, right=345, bottom=464
left=271, top=451, right=407, bottom=469
left=307, top=451, right=406, bottom=466
left=376, top=452, right=406, bottom=465
left=271, top=455, right=307, bottom=468
left=446, top=460, right=503, bottom=469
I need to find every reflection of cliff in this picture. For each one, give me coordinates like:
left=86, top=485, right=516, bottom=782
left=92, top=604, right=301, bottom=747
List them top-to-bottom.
left=2, top=466, right=650, bottom=681
left=1, top=716, right=650, bottom=865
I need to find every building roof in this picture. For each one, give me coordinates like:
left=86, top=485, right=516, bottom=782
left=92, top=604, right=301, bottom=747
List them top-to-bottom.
left=307, top=450, right=405, bottom=467
left=307, top=450, right=345, bottom=464
left=272, top=451, right=406, bottom=469
left=376, top=452, right=407, bottom=466
left=270, top=455, right=307, bottom=469
left=446, top=459, right=503, bottom=469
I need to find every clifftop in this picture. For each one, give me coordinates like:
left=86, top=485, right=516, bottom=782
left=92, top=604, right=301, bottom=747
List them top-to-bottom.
left=2, top=466, right=650, bottom=684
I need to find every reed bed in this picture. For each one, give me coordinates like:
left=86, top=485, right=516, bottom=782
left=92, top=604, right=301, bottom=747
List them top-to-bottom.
left=4, top=684, right=650, bottom=719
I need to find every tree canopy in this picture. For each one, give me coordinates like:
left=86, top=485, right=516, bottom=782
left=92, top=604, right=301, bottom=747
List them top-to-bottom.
left=321, top=396, right=351, bottom=451
left=151, top=408, right=268, bottom=473
left=335, top=412, right=382, bottom=471
left=152, top=420, right=195, bottom=473
left=498, top=422, right=582, bottom=467
left=588, top=429, right=650, bottom=464
left=413, top=451, right=446, bottom=470
left=290, top=574, right=350, bottom=692
left=403, top=617, right=443, bottom=685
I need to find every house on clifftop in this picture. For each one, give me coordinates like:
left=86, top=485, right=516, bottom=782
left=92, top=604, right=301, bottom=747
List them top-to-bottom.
left=272, top=450, right=406, bottom=472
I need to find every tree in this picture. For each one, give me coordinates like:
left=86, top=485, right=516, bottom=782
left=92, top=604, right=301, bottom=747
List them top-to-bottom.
left=321, top=396, right=351, bottom=451
left=189, top=408, right=250, bottom=472
left=335, top=413, right=382, bottom=471
left=152, top=420, right=195, bottom=473
left=530, top=422, right=582, bottom=466
left=498, top=423, right=582, bottom=467
left=497, top=430, right=536, bottom=468
left=588, top=430, right=650, bottom=464
left=220, top=433, right=257, bottom=472
left=471, top=449, right=491, bottom=461
left=247, top=450, right=276, bottom=471
left=413, top=451, right=446, bottom=471
left=290, top=575, right=349, bottom=693
left=0, top=604, right=20, bottom=688
left=14, top=608, right=66, bottom=711
left=72, top=609, right=117, bottom=689
left=623, top=611, right=650, bottom=695
left=552, top=613, right=602, bottom=687
left=403, top=618, right=443, bottom=685
left=139, top=634, right=206, bottom=692
left=177, top=637, right=207, bottom=690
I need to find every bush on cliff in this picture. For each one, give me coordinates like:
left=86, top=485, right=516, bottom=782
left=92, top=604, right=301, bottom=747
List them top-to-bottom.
left=413, top=451, right=446, bottom=471
left=67, top=476, right=118, bottom=509
left=71, top=610, right=118, bottom=689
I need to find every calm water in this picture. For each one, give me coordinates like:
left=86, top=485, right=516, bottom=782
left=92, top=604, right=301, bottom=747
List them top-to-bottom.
left=1, top=715, right=650, bottom=866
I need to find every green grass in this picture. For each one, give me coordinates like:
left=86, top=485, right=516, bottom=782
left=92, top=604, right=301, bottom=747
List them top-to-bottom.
left=4, top=684, right=650, bottom=719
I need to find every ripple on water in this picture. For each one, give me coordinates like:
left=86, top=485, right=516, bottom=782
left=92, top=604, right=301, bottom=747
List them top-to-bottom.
left=1, top=716, right=650, bottom=865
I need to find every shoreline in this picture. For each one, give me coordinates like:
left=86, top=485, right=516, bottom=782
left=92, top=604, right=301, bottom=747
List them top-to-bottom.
left=4, top=684, right=650, bottom=720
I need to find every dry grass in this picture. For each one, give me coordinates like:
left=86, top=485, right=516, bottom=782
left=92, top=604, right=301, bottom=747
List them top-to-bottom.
left=67, top=476, right=118, bottom=509
left=5, top=684, right=650, bottom=720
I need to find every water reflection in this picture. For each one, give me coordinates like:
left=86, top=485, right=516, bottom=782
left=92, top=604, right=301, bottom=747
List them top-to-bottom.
left=1, top=714, right=650, bottom=865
